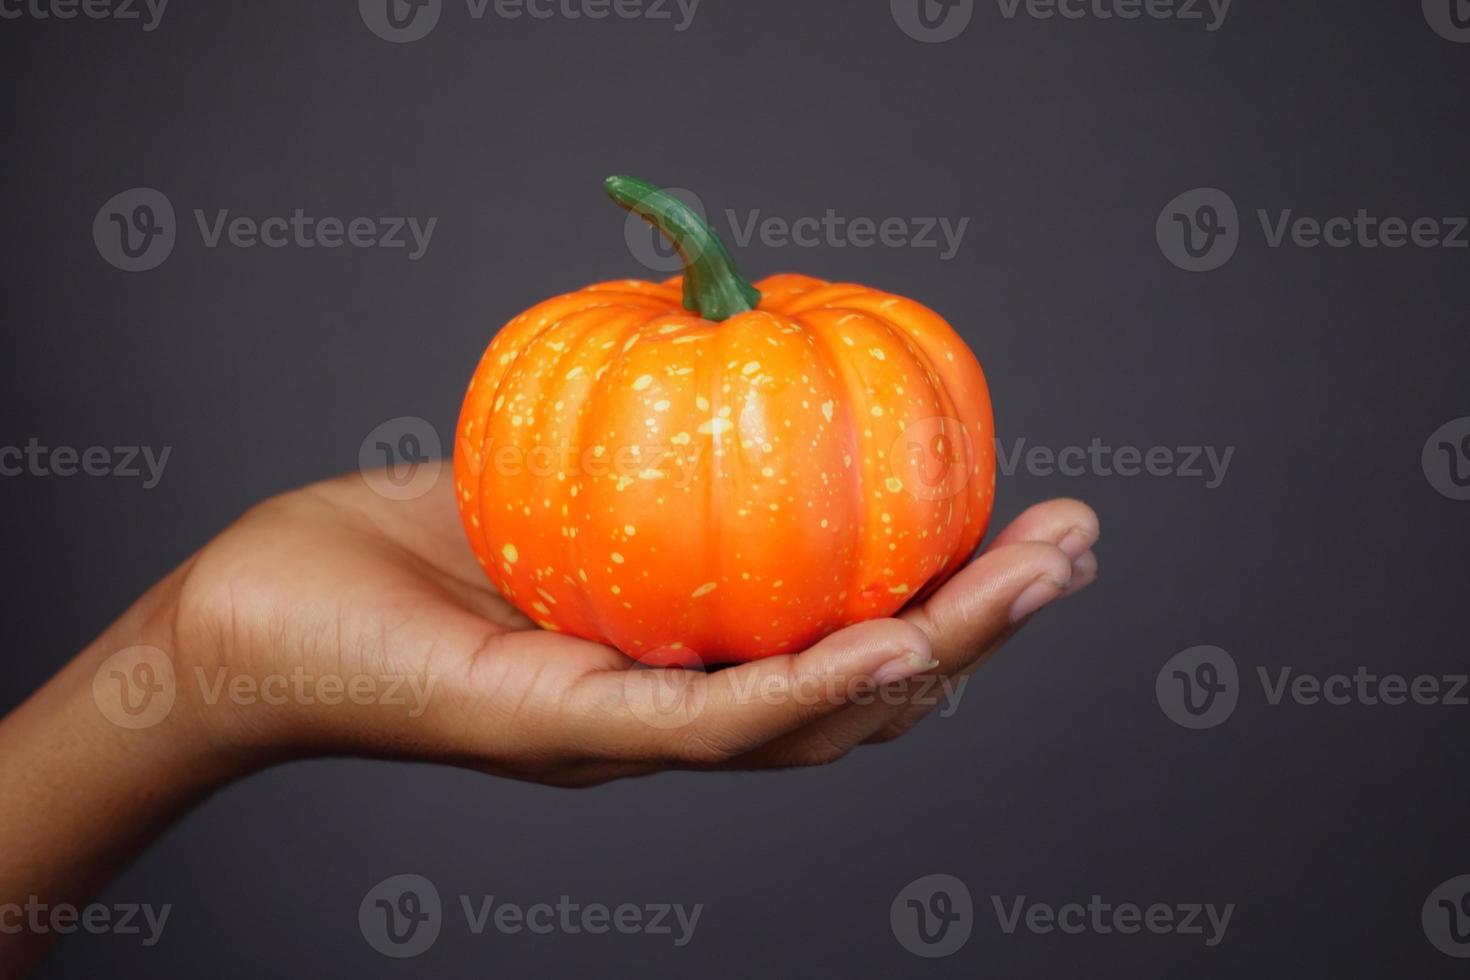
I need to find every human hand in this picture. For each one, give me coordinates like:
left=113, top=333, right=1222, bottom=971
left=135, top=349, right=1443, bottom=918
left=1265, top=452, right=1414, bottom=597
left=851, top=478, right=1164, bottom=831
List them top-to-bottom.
left=0, top=468, right=1095, bottom=976
left=156, top=470, right=1099, bottom=785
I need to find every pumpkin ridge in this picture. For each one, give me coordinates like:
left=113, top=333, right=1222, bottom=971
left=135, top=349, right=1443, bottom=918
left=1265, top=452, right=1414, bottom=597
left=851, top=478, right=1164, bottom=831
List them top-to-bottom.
left=752, top=274, right=828, bottom=313
left=773, top=282, right=876, bottom=317
left=807, top=289, right=995, bottom=586
left=862, top=294, right=995, bottom=580
left=472, top=300, right=636, bottom=594
left=864, top=304, right=973, bottom=597
left=566, top=305, right=683, bottom=652
left=469, top=306, right=570, bottom=574
left=545, top=306, right=665, bottom=641
left=695, top=309, right=738, bottom=656
left=794, top=309, right=875, bottom=625
left=468, top=311, right=575, bottom=574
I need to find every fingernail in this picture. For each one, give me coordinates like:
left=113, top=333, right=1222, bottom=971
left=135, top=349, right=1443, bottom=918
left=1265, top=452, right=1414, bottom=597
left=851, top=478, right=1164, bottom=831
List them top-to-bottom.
left=1056, top=527, right=1096, bottom=562
left=1070, top=551, right=1098, bottom=591
left=1010, top=575, right=1069, bottom=623
left=872, top=650, right=940, bottom=686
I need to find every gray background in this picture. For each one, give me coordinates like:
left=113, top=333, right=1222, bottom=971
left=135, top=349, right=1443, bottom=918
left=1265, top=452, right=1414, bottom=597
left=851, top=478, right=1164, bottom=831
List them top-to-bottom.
left=2, top=0, right=1468, bottom=975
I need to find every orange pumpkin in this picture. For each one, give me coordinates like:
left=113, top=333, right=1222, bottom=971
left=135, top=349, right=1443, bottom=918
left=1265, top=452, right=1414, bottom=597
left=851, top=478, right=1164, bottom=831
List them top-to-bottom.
left=454, top=177, right=995, bottom=665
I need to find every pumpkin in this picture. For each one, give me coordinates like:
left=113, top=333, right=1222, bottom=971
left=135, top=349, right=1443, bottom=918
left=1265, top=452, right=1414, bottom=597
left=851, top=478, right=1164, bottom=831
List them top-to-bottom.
left=453, top=177, right=995, bottom=665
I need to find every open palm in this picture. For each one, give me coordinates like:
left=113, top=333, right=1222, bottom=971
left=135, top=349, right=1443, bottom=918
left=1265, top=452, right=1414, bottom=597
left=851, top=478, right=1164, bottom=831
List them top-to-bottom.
left=167, top=467, right=1097, bottom=785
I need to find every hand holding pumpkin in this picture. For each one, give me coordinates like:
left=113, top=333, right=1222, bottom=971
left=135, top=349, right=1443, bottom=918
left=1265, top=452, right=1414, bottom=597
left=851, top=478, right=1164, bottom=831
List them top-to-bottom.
left=31, top=175, right=1100, bottom=783
left=0, top=177, right=1100, bottom=977
left=0, top=445, right=1094, bottom=978
left=156, top=472, right=1096, bottom=778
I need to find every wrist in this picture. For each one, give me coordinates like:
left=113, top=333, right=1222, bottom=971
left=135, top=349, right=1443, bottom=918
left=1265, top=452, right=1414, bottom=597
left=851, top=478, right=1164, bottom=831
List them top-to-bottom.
left=146, top=562, right=438, bottom=763
left=48, top=579, right=270, bottom=795
left=0, top=582, right=265, bottom=955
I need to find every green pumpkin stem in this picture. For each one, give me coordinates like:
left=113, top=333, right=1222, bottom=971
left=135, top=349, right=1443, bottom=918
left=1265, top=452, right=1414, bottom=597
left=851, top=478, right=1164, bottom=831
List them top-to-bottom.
left=604, top=175, right=761, bottom=322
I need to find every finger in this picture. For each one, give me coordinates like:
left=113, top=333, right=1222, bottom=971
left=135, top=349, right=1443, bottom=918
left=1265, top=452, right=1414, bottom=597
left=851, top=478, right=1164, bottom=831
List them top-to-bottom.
left=986, top=497, right=1100, bottom=562
left=749, top=501, right=1104, bottom=757
left=566, top=507, right=1098, bottom=768
left=863, top=529, right=1101, bottom=746
left=904, top=540, right=1073, bottom=668
left=718, top=541, right=1077, bottom=768
left=1070, top=549, right=1099, bottom=592
left=561, top=617, right=934, bottom=767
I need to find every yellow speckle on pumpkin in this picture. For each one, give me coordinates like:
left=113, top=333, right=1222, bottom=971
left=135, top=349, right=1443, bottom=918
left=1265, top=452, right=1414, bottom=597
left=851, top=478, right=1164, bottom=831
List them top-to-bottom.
left=698, top=418, right=733, bottom=436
